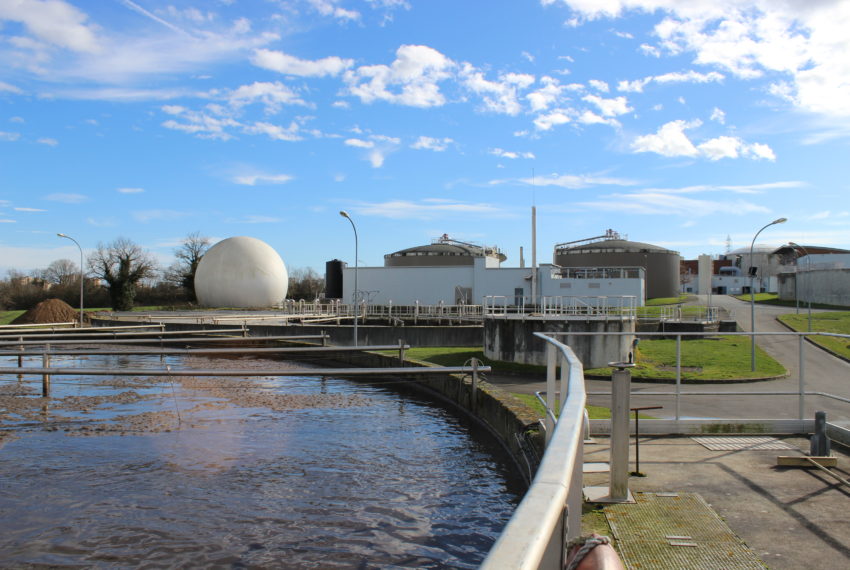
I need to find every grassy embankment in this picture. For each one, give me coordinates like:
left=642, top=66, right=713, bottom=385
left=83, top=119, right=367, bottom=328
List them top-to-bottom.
left=735, top=292, right=850, bottom=310
left=778, top=311, right=850, bottom=360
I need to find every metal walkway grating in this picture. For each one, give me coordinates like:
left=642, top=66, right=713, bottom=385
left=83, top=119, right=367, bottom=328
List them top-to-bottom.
left=692, top=436, right=797, bottom=451
left=605, top=492, right=765, bottom=569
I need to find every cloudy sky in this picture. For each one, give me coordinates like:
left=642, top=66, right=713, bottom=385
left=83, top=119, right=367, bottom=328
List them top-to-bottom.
left=2, top=0, right=850, bottom=275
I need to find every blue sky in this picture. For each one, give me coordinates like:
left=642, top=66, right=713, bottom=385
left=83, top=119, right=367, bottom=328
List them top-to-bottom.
left=2, top=0, right=850, bottom=276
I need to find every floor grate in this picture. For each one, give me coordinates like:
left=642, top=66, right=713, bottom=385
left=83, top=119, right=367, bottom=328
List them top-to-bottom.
left=692, top=436, right=797, bottom=451
left=605, top=492, right=765, bottom=569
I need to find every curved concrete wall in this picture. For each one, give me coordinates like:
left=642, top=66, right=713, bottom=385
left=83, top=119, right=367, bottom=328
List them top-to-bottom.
left=484, top=317, right=636, bottom=369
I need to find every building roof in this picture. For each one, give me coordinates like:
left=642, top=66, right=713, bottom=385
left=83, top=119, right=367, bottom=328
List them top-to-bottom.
left=385, top=235, right=507, bottom=261
left=555, top=238, right=678, bottom=255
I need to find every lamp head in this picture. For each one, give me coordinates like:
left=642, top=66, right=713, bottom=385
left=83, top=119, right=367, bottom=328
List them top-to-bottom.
left=339, top=210, right=350, bottom=219
left=772, top=217, right=788, bottom=225
left=57, top=233, right=67, bottom=238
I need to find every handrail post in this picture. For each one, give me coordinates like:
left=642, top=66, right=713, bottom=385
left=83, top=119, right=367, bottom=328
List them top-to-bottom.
left=797, top=334, right=806, bottom=420
left=17, top=336, right=24, bottom=381
left=398, top=338, right=406, bottom=366
left=42, top=343, right=51, bottom=397
left=545, top=344, right=557, bottom=443
left=471, top=358, right=479, bottom=414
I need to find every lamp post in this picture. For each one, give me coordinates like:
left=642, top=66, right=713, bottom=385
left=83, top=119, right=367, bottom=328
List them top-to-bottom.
left=339, top=211, right=359, bottom=346
left=749, top=217, right=787, bottom=371
left=57, top=233, right=84, bottom=327
left=789, top=242, right=812, bottom=332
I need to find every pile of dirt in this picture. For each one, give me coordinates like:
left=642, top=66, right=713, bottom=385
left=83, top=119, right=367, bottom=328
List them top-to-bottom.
left=12, top=298, right=79, bottom=325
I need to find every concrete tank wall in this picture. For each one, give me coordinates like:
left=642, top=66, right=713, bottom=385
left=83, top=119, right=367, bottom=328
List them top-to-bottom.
left=554, top=250, right=679, bottom=299
left=483, top=317, right=636, bottom=369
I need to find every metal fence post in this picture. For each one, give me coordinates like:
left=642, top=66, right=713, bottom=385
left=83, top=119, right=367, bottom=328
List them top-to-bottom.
left=675, top=334, right=682, bottom=421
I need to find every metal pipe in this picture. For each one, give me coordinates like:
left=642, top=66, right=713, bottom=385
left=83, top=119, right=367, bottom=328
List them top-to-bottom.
left=0, top=344, right=410, bottom=357
left=0, top=365, right=490, bottom=377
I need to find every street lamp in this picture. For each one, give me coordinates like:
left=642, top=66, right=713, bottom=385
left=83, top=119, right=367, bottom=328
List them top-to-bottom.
left=339, top=210, right=359, bottom=346
left=749, top=217, right=787, bottom=371
left=57, top=233, right=84, bottom=327
left=789, top=242, right=812, bottom=332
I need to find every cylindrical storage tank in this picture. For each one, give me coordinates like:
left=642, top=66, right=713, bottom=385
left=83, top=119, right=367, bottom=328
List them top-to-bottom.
left=195, top=236, right=288, bottom=308
left=554, top=239, right=680, bottom=299
left=385, top=243, right=481, bottom=267
left=325, top=259, right=345, bottom=299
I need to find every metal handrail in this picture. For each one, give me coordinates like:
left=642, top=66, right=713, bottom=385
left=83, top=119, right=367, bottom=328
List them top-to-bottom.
left=481, top=333, right=586, bottom=569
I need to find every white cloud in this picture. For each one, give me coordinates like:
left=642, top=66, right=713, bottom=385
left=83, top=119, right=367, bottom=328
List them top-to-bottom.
left=0, top=0, right=100, bottom=54
left=308, top=0, right=361, bottom=21
left=556, top=1, right=850, bottom=118
left=345, top=44, right=454, bottom=108
left=251, top=49, right=353, bottom=77
left=460, top=63, right=535, bottom=115
left=617, top=70, right=723, bottom=93
left=526, top=76, right=567, bottom=112
left=588, top=79, right=610, bottom=92
left=0, top=81, right=23, bottom=94
left=225, top=81, right=307, bottom=113
left=582, top=94, right=632, bottom=116
left=710, top=107, right=726, bottom=124
left=534, top=109, right=572, bottom=131
left=577, top=110, right=620, bottom=126
left=631, top=119, right=701, bottom=157
left=632, top=119, right=775, bottom=160
left=243, top=121, right=304, bottom=141
left=0, top=131, right=21, bottom=141
left=344, top=134, right=400, bottom=167
left=411, top=136, right=453, bottom=151
left=345, top=138, right=374, bottom=149
left=489, top=148, right=535, bottom=159
left=512, top=172, right=636, bottom=189
left=232, top=173, right=294, bottom=186
left=117, top=187, right=144, bottom=194
left=579, top=191, right=770, bottom=217
left=45, top=193, right=87, bottom=203
left=352, top=198, right=506, bottom=220
left=14, top=207, right=46, bottom=212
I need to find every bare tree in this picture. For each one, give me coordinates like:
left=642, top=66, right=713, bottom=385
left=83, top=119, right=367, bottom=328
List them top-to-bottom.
left=164, top=231, right=211, bottom=302
left=88, top=238, right=158, bottom=311
left=40, top=259, right=80, bottom=285
left=288, top=267, right=325, bottom=300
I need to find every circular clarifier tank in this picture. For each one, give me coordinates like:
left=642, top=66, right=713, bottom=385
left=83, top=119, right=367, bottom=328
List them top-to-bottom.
left=195, top=236, right=288, bottom=308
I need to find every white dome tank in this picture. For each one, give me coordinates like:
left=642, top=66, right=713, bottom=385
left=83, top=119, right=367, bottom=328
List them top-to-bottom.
left=194, top=236, right=288, bottom=308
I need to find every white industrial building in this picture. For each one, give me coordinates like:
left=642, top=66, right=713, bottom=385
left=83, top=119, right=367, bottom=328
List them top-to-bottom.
left=341, top=256, right=645, bottom=307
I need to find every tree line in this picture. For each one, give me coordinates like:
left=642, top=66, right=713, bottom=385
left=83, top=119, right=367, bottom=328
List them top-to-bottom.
left=0, top=232, right=325, bottom=312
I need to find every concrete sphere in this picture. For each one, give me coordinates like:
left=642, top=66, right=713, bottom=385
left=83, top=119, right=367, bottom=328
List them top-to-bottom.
left=195, top=237, right=288, bottom=308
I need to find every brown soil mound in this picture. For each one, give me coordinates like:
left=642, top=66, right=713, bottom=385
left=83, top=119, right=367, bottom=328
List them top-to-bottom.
left=12, top=298, right=79, bottom=325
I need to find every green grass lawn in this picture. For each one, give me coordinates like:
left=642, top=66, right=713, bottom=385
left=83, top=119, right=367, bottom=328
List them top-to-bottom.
left=645, top=295, right=691, bottom=306
left=0, top=310, right=26, bottom=325
left=778, top=311, right=850, bottom=359
left=586, top=336, right=785, bottom=381
left=395, top=338, right=786, bottom=384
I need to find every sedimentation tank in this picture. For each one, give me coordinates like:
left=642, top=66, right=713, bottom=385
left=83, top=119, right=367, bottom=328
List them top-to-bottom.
left=553, top=231, right=680, bottom=299
left=384, top=234, right=506, bottom=267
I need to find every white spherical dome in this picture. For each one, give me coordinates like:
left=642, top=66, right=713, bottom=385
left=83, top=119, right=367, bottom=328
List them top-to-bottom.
left=195, top=237, right=288, bottom=308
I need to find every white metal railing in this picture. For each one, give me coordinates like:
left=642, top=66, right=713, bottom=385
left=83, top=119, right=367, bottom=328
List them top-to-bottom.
left=483, top=295, right=638, bottom=318
left=551, top=330, right=850, bottom=424
left=481, top=333, right=586, bottom=569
